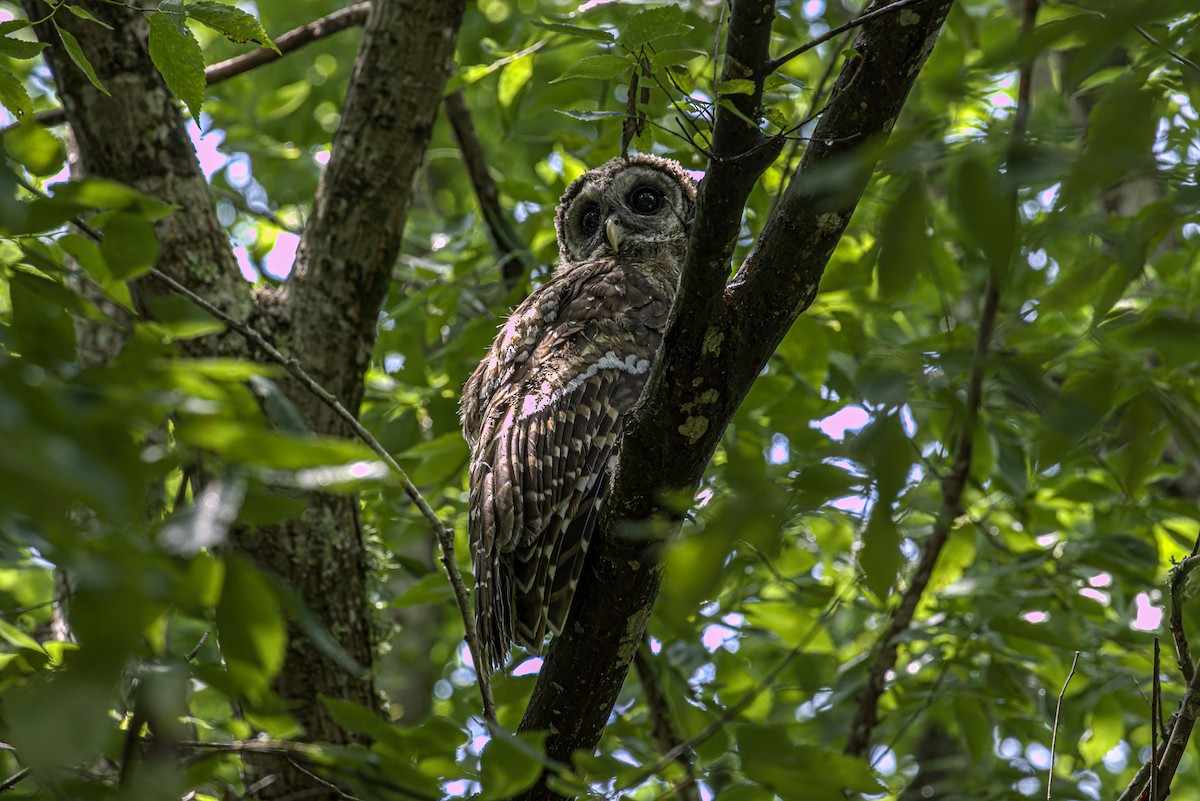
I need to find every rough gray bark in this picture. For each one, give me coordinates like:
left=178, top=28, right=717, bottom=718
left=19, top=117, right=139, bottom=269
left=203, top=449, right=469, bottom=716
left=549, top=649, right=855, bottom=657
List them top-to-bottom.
left=26, top=0, right=466, bottom=798
left=515, top=2, right=955, bottom=798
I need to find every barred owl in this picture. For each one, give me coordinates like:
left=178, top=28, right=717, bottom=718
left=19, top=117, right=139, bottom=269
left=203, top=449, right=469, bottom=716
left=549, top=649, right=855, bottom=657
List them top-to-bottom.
left=461, top=155, right=697, bottom=671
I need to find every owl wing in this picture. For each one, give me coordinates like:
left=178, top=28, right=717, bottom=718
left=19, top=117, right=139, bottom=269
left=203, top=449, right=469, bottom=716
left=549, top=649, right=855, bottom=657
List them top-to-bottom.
left=463, top=265, right=667, bottom=670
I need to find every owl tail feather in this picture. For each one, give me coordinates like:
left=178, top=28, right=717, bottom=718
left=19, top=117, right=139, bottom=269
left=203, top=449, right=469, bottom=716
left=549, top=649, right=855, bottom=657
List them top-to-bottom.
left=475, top=558, right=514, bottom=672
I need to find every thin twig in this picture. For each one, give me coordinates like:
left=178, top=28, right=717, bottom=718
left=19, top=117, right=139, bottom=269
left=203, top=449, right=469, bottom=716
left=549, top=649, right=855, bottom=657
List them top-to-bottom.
left=767, top=0, right=940, bottom=74
left=22, top=3, right=370, bottom=132
left=1135, top=25, right=1200, bottom=76
left=6, top=169, right=496, bottom=722
left=1168, top=532, right=1200, bottom=682
left=1151, top=639, right=1160, bottom=801
left=1046, top=650, right=1080, bottom=800
left=0, top=767, right=30, bottom=793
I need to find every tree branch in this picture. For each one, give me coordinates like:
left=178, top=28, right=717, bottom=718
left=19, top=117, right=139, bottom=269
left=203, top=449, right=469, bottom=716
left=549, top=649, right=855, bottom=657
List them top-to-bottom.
left=766, top=0, right=942, bottom=74
left=841, top=0, right=1028, bottom=758
left=514, top=1, right=955, bottom=797
left=19, top=2, right=370, bottom=132
left=205, top=2, right=370, bottom=86
left=444, top=89, right=537, bottom=288
left=1168, top=534, right=1200, bottom=682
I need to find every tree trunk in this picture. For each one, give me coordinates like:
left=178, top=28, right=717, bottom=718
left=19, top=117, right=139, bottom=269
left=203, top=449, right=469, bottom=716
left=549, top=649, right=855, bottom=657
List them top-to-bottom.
left=26, top=0, right=466, bottom=797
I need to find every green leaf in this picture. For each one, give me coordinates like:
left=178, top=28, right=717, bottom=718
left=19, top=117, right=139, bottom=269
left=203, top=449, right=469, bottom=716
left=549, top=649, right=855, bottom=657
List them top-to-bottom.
left=186, top=0, right=278, bottom=51
left=623, top=5, right=692, bottom=48
left=62, top=6, right=114, bottom=30
left=148, top=10, right=206, bottom=123
left=531, top=19, right=614, bottom=42
left=53, top=21, right=109, bottom=96
left=0, top=35, right=47, bottom=60
left=498, top=53, right=534, bottom=109
left=551, top=54, right=632, bottom=83
left=0, top=65, right=33, bottom=121
left=718, top=78, right=755, bottom=96
left=3, top=123, right=65, bottom=178
left=953, top=156, right=1014, bottom=281
left=876, top=178, right=930, bottom=299
left=100, top=211, right=161, bottom=279
left=59, top=232, right=134, bottom=311
left=143, top=292, right=226, bottom=339
left=176, top=420, right=378, bottom=470
left=861, top=506, right=900, bottom=599
left=215, top=556, right=286, bottom=695
left=391, top=572, right=454, bottom=609
left=0, top=618, right=46, bottom=653
left=1080, top=694, right=1123, bottom=764
left=737, top=727, right=883, bottom=798
left=479, top=729, right=548, bottom=800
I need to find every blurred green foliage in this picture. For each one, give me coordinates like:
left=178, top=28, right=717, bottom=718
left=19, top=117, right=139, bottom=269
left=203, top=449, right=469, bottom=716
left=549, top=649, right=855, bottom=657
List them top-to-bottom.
left=1, top=0, right=1200, bottom=799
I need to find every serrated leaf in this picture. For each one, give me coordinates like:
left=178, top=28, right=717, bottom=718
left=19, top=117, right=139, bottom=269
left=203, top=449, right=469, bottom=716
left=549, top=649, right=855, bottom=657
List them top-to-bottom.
left=186, top=0, right=278, bottom=52
left=62, top=6, right=114, bottom=30
left=623, top=6, right=692, bottom=48
left=148, top=11, right=205, bottom=123
left=531, top=19, right=614, bottom=42
left=0, top=20, right=33, bottom=35
left=53, top=21, right=109, bottom=96
left=0, top=35, right=47, bottom=59
left=498, top=53, right=533, bottom=109
left=551, top=54, right=632, bottom=83
left=0, top=64, right=33, bottom=119
left=3, top=122, right=65, bottom=177
left=100, top=211, right=161, bottom=279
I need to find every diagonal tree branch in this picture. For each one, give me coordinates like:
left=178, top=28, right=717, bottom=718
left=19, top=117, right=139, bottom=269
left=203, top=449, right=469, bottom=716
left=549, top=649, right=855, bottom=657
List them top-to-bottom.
left=841, top=0, right=1030, bottom=759
left=514, top=2, right=955, bottom=798
left=444, top=89, right=537, bottom=288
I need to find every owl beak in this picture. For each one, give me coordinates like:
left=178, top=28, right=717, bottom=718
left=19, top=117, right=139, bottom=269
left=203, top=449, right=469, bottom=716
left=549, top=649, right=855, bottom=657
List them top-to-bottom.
left=605, top=218, right=623, bottom=253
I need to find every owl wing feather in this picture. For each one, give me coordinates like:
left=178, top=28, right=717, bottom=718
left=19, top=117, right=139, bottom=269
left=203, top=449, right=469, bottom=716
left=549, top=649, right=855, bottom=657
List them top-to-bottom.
left=463, top=262, right=666, bottom=670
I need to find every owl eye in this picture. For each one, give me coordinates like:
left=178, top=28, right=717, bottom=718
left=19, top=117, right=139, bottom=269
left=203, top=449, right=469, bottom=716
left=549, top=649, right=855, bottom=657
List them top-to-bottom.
left=629, top=186, right=663, bottom=214
left=579, top=204, right=601, bottom=235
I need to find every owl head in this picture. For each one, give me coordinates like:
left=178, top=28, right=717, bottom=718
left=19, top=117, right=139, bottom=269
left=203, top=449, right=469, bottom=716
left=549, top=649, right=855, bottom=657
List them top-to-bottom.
left=554, top=154, right=698, bottom=266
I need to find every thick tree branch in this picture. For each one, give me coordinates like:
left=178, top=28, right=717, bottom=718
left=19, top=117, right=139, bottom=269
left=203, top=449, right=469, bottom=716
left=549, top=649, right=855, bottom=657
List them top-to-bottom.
left=514, top=2, right=954, bottom=798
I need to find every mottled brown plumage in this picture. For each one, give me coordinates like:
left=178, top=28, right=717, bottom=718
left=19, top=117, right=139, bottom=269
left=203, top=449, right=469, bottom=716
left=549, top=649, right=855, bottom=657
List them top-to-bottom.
left=461, top=155, right=697, bottom=670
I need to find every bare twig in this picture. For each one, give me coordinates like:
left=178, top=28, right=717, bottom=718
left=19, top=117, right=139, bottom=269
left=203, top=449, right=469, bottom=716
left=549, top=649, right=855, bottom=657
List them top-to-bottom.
left=767, top=0, right=940, bottom=74
left=206, top=2, right=370, bottom=85
left=23, top=3, right=370, bottom=131
left=1135, top=25, right=1200, bottom=76
left=444, top=90, right=536, bottom=288
left=5, top=168, right=496, bottom=722
left=1168, top=533, right=1200, bottom=682
left=1151, top=640, right=1160, bottom=801
left=1047, top=651, right=1080, bottom=800
left=0, top=767, right=30, bottom=793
